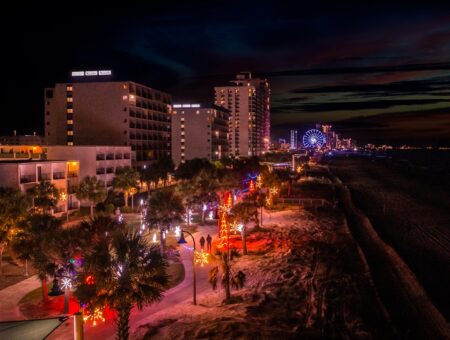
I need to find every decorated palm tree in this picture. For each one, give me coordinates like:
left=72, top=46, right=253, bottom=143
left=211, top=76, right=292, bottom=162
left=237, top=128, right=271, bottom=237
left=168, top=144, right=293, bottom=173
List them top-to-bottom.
left=113, top=167, right=139, bottom=208
left=75, top=176, right=107, bottom=218
left=27, top=181, right=59, bottom=213
left=0, top=187, right=29, bottom=276
left=146, top=188, right=184, bottom=253
left=230, top=201, right=256, bottom=255
left=75, top=229, right=169, bottom=340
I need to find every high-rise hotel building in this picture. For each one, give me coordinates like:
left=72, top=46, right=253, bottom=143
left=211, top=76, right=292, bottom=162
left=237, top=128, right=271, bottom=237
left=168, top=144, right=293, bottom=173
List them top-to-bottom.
left=214, top=72, right=270, bottom=157
left=45, top=75, right=172, bottom=168
left=171, top=104, right=230, bottom=165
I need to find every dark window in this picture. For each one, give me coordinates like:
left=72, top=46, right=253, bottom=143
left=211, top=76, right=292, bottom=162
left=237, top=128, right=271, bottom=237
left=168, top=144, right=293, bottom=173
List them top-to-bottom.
left=46, top=90, right=53, bottom=98
left=46, top=111, right=50, bottom=115
left=46, top=122, right=50, bottom=125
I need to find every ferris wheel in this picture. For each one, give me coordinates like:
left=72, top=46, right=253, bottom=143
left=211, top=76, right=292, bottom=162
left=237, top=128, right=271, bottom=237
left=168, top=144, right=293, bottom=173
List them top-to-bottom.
left=302, top=129, right=326, bottom=149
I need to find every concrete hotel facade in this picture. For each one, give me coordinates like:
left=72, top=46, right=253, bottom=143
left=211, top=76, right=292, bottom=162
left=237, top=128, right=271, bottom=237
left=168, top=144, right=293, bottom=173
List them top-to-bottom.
left=214, top=72, right=270, bottom=157
left=44, top=81, right=172, bottom=168
left=171, top=104, right=230, bottom=165
left=44, top=145, right=132, bottom=189
left=0, top=160, right=80, bottom=215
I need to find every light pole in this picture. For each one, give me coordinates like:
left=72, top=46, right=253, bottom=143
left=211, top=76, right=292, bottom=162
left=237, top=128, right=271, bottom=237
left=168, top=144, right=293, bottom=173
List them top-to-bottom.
left=177, top=229, right=197, bottom=305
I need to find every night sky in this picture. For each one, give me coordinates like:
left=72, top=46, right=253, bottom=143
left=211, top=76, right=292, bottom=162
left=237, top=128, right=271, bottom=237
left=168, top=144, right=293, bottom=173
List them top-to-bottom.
left=2, top=2, right=450, bottom=146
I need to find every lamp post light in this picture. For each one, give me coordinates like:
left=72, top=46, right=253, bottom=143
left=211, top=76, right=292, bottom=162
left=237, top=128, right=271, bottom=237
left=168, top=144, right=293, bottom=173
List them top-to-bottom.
left=178, top=230, right=197, bottom=305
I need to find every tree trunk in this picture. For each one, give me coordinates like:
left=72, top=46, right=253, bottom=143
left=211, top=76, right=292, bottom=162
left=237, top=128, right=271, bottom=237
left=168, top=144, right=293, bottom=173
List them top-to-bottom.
left=124, top=192, right=129, bottom=207
left=131, top=194, right=134, bottom=210
left=90, top=203, right=94, bottom=218
left=260, top=206, right=263, bottom=227
left=202, top=209, right=205, bottom=225
left=242, top=226, right=247, bottom=255
left=159, top=229, right=166, bottom=254
left=0, top=245, right=3, bottom=276
left=225, top=258, right=231, bottom=304
left=24, top=259, right=29, bottom=276
left=42, top=278, right=48, bottom=302
left=116, top=304, right=131, bottom=340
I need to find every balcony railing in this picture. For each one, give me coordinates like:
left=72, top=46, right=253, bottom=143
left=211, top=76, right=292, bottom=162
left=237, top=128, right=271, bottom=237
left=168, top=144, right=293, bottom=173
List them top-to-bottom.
left=68, top=171, right=78, bottom=178
left=53, top=172, right=66, bottom=180
left=38, top=173, right=51, bottom=181
left=20, top=174, right=36, bottom=184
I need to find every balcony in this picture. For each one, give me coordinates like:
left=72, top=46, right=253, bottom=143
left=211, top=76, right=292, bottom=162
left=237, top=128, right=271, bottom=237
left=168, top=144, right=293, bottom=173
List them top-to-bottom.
left=96, top=154, right=105, bottom=161
left=68, top=171, right=78, bottom=178
left=53, top=172, right=66, bottom=180
left=38, top=173, right=51, bottom=181
left=20, top=174, right=36, bottom=184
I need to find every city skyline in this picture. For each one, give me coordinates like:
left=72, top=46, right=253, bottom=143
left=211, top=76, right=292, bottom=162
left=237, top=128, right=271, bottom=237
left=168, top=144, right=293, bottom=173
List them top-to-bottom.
left=2, top=3, right=450, bottom=146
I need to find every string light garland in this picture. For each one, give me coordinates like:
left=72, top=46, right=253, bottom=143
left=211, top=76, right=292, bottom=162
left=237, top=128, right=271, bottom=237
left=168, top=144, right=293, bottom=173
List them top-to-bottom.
left=194, top=249, right=209, bottom=267
left=61, top=277, right=72, bottom=290
left=83, top=307, right=105, bottom=326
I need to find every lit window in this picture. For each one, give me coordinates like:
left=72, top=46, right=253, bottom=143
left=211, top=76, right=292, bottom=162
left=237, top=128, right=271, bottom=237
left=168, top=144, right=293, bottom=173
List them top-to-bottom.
left=123, top=84, right=128, bottom=89
left=66, top=86, right=73, bottom=91
left=123, top=95, right=128, bottom=100
left=67, top=98, right=73, bottom=102
left=67, top=108, right=73, bottom=113
left=180, top=117, right=184, bottom=121
left=67, top=120, right=73, bottom=125
left=180, top=124, right=184, bottom=128
left=67, top=131, right=73, bottom=135
left=181, top=138, right=185, bottom=142
left=67, top=142, right=73, bottom=146
left=181, top=152, right=185, bottom=156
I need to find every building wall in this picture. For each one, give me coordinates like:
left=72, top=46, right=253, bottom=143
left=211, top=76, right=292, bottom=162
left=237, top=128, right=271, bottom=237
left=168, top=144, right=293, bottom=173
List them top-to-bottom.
left=214, top=72, right=270, bottom=158
left=45, top=81, right=172, bottom=169
left=171, top=106, right=229, bottom=165
left=172, top=107, right=210, bottom=165
left=45, top=145, right=132, bottom=189
left=0, top=160, right=80, bottom=214
left=0, top=163, right=19, bottom=188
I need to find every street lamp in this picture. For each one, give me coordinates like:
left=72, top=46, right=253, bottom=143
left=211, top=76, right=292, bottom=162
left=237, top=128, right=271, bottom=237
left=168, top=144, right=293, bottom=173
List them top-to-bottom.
left=178, top=230, right=197, bottom=305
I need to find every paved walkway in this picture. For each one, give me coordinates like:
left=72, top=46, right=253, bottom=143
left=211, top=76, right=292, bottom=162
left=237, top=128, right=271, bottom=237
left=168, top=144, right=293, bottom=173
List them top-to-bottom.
left=48, top=223, right=219, bottom=339
left=0, top=275, right=41, bottom=321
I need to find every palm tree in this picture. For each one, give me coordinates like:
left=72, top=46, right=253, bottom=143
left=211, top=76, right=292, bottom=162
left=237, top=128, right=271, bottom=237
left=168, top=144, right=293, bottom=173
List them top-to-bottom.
left=113, top=167, right=140, bottom=208
left=192, top=170, right=220, bottom=224
left=76, top=176, right=107, bottom=218
left=27, top=181, right=59, bottom=213
left=0, top=187, right=29, bottom=276
left=146, top=188, right=184, bottom=253
left=230, top=202, right=256, bottom=255
left=14, top=214, right=61, bottom=301
left=79, top=215, right=120, bottom=246
left=75, top=229, right=169, bottom=340
left=211, top=248, right=241, bottom=304
left=231, top=271, right=246, bottom=290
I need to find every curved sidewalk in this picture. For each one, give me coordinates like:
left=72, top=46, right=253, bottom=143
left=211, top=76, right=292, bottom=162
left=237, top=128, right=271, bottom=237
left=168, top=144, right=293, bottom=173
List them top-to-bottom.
left=0, top=275, right=41, bottom=321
